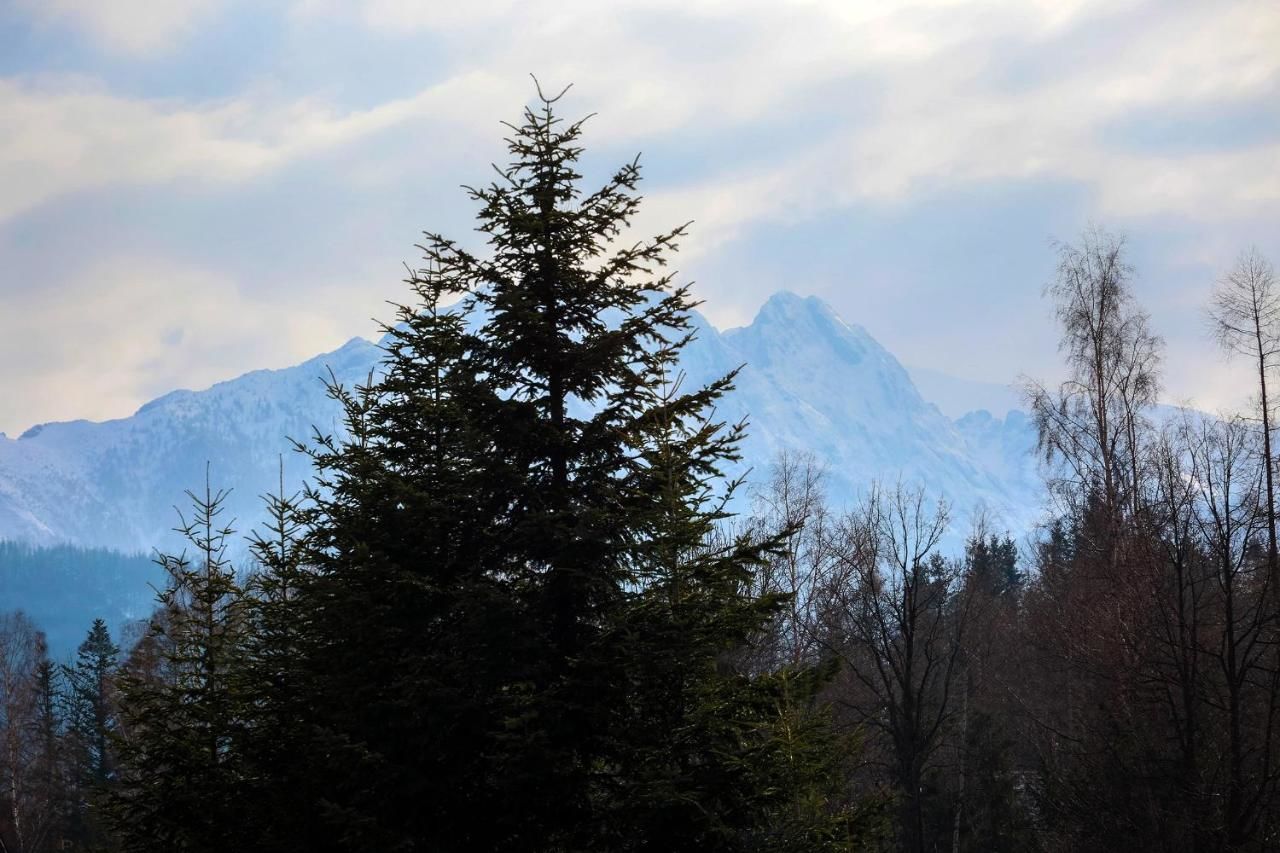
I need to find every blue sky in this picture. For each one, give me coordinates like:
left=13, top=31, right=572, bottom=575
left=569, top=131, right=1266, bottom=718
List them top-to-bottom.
left=0, top=0, right=1276, bottom=435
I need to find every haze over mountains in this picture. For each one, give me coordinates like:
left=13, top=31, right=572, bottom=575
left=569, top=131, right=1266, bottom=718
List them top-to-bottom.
left=0, top=291, right=1045, bottom=558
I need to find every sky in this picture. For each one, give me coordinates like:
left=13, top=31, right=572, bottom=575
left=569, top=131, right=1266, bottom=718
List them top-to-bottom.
left=0, top=0, right=1277, bottom=436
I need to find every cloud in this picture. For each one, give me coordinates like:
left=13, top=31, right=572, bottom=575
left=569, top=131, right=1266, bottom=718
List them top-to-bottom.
left=1, top=0, right=1277, bottom=427
left=15, top=0, right=225, bottom=56
left=280, top=0, right=1280, bottom=256
left=589, top=0, right=1280, bottom=267
left=8, top=1, right=1277, bottom=232
left=0, top=70, right=517, bottom=225
left=0, top=254, right=387, bottom=436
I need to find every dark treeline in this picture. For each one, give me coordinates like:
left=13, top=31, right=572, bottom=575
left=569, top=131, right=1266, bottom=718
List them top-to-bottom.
left=1, top=93, right=1278, bottom=852
left=0, top=543, right=161, bottom=655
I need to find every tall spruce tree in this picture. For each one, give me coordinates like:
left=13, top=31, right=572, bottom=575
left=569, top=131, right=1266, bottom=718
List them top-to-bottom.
left=284, top=84, right=861, bottom=850
left=291, top=252, right=514, bottom=850
left=236, top=469, right=318, bottom=849
left=108, top=478, right=251, bottom=852
left=63, top=618, right=119, bottom=849
left=64, top=620, right=119, bottom=789
left=33, top=654, right=67, bottom=851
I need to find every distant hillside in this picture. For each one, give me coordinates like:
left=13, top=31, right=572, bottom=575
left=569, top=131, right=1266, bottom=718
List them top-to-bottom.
left=0, top=541, right=164, bottom=657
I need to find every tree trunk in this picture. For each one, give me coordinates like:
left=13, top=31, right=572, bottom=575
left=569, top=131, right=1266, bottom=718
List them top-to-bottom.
left=1257, top=337, right=1278, bottom=586
left=952, top=677, right=968, bottom=853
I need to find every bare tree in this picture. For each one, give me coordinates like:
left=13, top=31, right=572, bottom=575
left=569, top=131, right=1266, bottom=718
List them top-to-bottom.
left=1025, top=227, right=1162, bottom=529
left=1019, top=229, right=1188, bottom=847
left=1209, top=248, right=1280, bottom=577
left=1185, top=413, right=1280, bottom=847
left=1146, top=418, right=1215, bottom=848
left=743, top=451, right=843, bottom=670
left=822, top=484, right=966, bottom=853
left=0, top=612, right=56, bottom=853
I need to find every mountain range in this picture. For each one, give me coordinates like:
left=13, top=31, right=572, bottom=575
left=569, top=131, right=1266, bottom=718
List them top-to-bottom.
left=0, top=291, right=1046, bottom=558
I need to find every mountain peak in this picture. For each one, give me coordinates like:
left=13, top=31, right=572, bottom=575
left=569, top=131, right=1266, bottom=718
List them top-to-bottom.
left=756, top=290, right=832, bottom=321
left=727, top=291, right=895, bottom=381
left=749, top=291, right=876, bottom=345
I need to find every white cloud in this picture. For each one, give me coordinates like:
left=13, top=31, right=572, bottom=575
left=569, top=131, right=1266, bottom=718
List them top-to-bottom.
left=2, top=0, right=1277, bottom=424
left=8, top=0, right=1277, bottom=230
left=15, top=0, right=224, bottom=56
left=286, top=0, right=1280, bottom=241
left=595, top=0, right=1280, bottom=261
left=0, top=70, right=516, bottom=224
left=0, top=255, right=389, bottom=435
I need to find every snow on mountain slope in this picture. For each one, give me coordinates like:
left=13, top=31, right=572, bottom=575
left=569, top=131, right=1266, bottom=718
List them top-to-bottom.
left=0, top=292, right=1044, bottom=555
left=706, top=293, right=1042, bottom=530
left=0, top=336, right=381, bottom=553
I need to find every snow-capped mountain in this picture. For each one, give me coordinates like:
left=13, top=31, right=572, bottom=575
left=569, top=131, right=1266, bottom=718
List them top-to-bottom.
left=0, top=292, right=1043, bottom=556
left=693, top=293, right=1041, bottom=531
left=0, top=336, right=380, bottom=553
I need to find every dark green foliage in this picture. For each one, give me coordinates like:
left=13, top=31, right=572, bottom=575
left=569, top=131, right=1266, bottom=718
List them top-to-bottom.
left=279, top=86, right=861, bottom=851
left=288, top=264, right=514, bottom=850
left=601, top=376, right=862, bottom=850
left=235, top=471, right=318, bottom=849
left=107, top=480, right=251, bottom=852
left=964, top=533, right=1021, bottom=597
left=61, top=619, right=120, bottom=849
left=64, top=619, right=119, bottom=787
left=32, top=652, right=71, bottom=853
left=952, top=711, right=1037, bottom=852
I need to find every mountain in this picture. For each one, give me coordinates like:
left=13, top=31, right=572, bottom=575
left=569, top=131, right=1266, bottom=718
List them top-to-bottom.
left=0, top=292, right=1045, bottom=558
left=706, top=294, right=1042, bottom=529
left=0, top=336, right=379, bottom=553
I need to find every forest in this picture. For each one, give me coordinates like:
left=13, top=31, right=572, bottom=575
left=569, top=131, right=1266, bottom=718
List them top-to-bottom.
left=1, top=92, right=1278, bottom=852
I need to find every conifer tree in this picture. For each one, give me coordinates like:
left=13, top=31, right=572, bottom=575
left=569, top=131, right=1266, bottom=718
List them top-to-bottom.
left=285, top=83, right=864, bottom=851
left=289, top=254, right=513, bottom=850
left=605, top=368, right=863, bottom=850
left=237, top=470, right=314, bottom=849
left=108, top=477, right=251, bottom=852
left=963, top=532, right=1021, bottom=598
left=62, top=618, right=120, bottom=849
left=64, top=619, right=119, bottom=791
left=32, top=654, right=67, bottom=851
